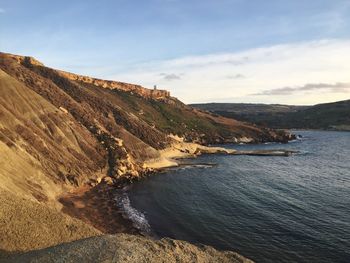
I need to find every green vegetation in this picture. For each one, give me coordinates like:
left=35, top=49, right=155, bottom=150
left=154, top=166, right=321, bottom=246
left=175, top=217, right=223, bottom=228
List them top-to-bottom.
left=110, top=90, right=233, bottom=141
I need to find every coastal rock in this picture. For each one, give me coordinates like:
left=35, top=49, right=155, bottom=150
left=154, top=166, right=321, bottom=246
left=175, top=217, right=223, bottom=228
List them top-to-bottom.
left=237, top=137, right=254, bottom=143
left=231, top=149, right=298, bottom=157
left=103, top=176, right=114, bottom=185
left=7, top=234, right=254, bottom=263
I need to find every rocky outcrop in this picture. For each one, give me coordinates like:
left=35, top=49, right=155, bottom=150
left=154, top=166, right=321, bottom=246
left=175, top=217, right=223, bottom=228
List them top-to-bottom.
left=2, top=53, right=170, bottom=100
left=2, top=53, right=45, bottom=67
left=56, top=69, right=171, bottom=99
left=6, top=234, right=253, bottom=263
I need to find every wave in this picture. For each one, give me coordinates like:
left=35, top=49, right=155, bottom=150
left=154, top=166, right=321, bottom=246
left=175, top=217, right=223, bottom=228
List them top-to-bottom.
left=289, top=135, right=305, bottom=143
left=295, top=151, right=310, bottom=156
left=179, top=164, right=217, bottom=170
left=114, top=192, right=151, bottom=234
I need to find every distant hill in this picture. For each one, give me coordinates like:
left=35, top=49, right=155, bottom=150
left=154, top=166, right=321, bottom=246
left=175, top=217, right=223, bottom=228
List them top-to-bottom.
left=191, top=100, right=350, bottom=130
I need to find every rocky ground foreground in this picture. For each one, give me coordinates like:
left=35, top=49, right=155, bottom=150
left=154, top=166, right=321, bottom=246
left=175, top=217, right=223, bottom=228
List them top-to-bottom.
left=4, top=234, right=253, bottom=263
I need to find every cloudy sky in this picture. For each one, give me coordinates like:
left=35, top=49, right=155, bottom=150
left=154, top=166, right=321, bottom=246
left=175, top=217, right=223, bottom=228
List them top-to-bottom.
left=1, top=0, right=350, bottom=105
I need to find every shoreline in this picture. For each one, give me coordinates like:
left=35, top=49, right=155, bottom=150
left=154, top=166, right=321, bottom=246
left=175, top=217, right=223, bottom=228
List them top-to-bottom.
left=58, top=141, right=298, bottom=240
left=144, top=141, right=298, bottom=170
left=57, top=143, right=235, bottom=237
left=58, top=183, right=141, bottom=236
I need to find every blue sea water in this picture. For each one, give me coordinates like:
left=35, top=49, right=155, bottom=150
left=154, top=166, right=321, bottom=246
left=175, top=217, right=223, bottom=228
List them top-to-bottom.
left=125, top=131, right=350, bottom=262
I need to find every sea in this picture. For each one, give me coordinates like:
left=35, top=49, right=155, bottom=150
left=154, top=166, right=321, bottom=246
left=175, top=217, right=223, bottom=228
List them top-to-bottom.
left=119, top=131, right=350, bottom=262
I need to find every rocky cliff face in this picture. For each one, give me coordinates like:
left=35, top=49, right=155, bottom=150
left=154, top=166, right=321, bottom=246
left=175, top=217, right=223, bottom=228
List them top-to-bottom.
left=0, top=50, right=294, bottom=203
left=0, top=51, right=291, bottom=259
left=0, top=52, right=293, bottom=184
left=3, top=53, right=171, bottom=99
left=56, top=69, right=171, bottom=99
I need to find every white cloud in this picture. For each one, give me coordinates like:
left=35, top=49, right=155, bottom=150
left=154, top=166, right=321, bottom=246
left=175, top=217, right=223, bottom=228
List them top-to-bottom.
left=0, top=8, right=5, bottom=13
left=110, top=39, right=350, bottom=105
left=160, top=73, right=182, bottom=81
left=226, top=74, right=245, bottom=79
left=253, top=82, right=350, bottom=96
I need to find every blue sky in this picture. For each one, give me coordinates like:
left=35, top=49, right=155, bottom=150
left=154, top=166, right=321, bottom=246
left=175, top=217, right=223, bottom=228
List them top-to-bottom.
left=1, top=0, right=350, bottom=104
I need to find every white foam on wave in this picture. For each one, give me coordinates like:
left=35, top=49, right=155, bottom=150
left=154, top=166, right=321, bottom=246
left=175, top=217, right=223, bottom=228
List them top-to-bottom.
left=178, top=164, right=216, bottom=170
left=115, top=193, right=151, bottom=234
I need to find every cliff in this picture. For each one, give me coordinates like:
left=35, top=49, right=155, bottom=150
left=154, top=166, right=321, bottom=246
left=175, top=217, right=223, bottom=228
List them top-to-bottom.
left=0, top=51, right=292, bottom=261
left=4, top=53, right=170, bottom=99
left=56, top=69, right=171, bottom=99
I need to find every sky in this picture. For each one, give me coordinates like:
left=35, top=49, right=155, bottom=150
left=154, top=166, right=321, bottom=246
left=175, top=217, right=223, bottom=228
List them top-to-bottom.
left=1, top=0, right=350, bottom=105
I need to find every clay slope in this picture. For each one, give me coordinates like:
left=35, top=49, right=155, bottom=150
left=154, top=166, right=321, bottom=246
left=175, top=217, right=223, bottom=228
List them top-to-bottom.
left=0, top=69, right=106, bottom=204
left=0, top=69, right=103, bottom=254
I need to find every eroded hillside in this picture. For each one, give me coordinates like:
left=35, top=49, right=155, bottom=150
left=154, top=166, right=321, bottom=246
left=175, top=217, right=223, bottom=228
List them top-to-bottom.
left=0, top=52, right=292, bottom=256
left=0, top=52, right=293, bottom=181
